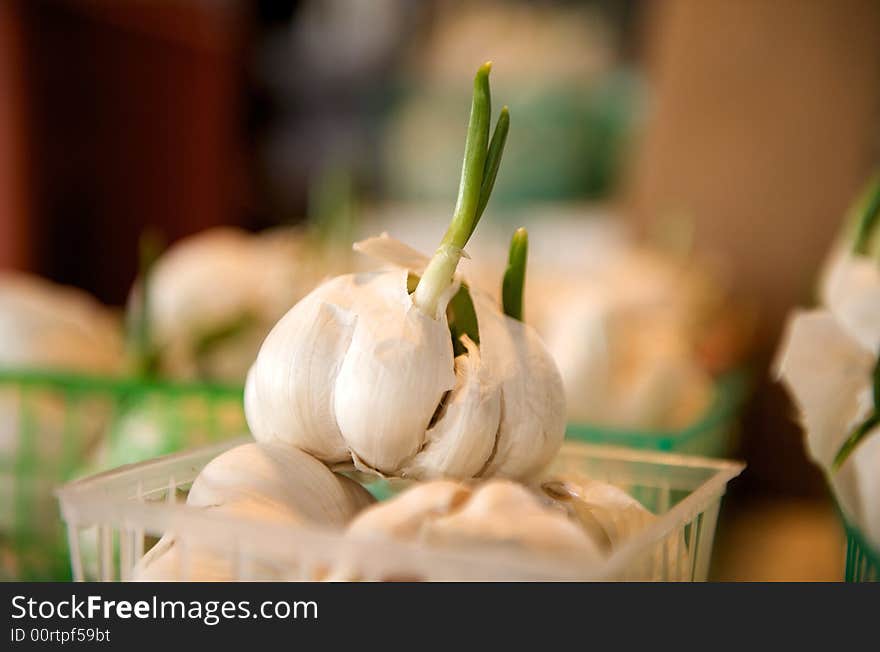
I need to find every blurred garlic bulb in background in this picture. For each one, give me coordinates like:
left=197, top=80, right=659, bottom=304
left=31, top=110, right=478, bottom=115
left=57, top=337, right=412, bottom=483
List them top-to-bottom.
left=777, top=172, right=880, bottom=551
left=128, top=227, right=335, bottom=383
left=535, top=264, right=715, bottom=431
left=0, top=271, right=123, bottom=467
left=0, top=272, right=123, bottom=373
left=133, top=443, right=374, bottom=581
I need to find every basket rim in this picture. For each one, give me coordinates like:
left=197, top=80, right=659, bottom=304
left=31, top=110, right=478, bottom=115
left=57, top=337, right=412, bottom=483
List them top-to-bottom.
left=565, top=369, right=749, bottom=445
left=57, top=440, right=744, bottom=581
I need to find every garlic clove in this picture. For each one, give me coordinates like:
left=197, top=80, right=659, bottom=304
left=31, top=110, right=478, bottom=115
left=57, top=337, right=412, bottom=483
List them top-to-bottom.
left=820, top=252, right=880, bottom=353
left=333, top=269, right=457, bottom=474
left=245, top=277, right=359, bottom=463
left=471, top=289, right=566, bottom=479
left=401, top=335, right=501, bottom=479
left=187, top=442, right=373, bottom=528
left=133, top=443, right=375, bottom=581
left=541, top=477, right=654, bottom=550
left=542, top=477, right=689, bottom=580
left=346, top=480, right=471, bottom=540
left=424, top=480, right=603, bottom=559
left=134, top=498, right=306, bottom=582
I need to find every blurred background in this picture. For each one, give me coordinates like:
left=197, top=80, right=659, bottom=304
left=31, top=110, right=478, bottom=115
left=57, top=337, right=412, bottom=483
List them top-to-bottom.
left=2, top=0, right=880, bottom=579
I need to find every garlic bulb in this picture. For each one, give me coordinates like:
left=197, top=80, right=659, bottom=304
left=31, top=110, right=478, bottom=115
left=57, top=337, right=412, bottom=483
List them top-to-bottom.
left=246, top=64, right=564, bottom=481
left=777, top=174, right=880, bottom=550
left=130, top=227, right=329, bottom=382
left=244, top=243, right=565, bottom=480
left=0, top=271, right=123, bottom=373
left=539, top=281, right=713, bottom=430
left=133, top=443, right=374, bottom=581
left=541, top=476, right=689, bottom=580
left=328, top=479, right=604, bottom=580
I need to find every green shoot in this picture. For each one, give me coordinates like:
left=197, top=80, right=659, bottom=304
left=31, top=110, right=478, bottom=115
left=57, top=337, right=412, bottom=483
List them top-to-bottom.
left=413, top=62, right=510, bottom=317
left=502, top=228, right=528, bottom=321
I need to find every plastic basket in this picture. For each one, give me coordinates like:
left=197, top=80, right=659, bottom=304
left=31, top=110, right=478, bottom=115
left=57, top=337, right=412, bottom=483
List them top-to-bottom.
left=0, top=368, right=246, bottom=580
left=566, top=371, right=748, bottom=457
left=57, top=440, right=744, bottom=581
left=843, top=521, right=880, bottom=582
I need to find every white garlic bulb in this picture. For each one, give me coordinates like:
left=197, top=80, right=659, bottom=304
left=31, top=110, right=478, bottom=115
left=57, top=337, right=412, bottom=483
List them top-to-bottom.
left=131, top=227, right=329, bottom=382
left=244, top=233, right=565, bottom=481
left=0, top=271, right=123, bottom=373
left=539, top=282, right=713, bottom=430
left=776, top=307, right=880, bottom=548
left=133, top=442, right=374, bottom=581
left=541, top=476, right=688, bottom=580
left=328, top=479, right=604, bottom=580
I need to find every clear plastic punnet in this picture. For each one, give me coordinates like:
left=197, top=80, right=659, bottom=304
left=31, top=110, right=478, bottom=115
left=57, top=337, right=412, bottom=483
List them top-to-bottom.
left=57, top=440, right=744, bottom=582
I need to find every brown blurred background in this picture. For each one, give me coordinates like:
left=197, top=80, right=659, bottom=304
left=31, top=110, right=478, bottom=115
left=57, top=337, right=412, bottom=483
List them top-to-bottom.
left=2, top=0, right=879, bottom=579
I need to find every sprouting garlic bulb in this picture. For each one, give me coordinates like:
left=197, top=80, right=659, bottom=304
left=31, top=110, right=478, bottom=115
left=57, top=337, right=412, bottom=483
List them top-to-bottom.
left=131, top=227, right=330, bottom=383
left=244, top=234, right=566, bottom=481
left=133, top=443, right=374, bottom=581
left=327, top=479, right=605, bottom=580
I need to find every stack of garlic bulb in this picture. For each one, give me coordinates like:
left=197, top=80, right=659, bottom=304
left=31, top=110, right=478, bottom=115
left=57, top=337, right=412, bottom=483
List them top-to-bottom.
left=131, top=64, right=668, bottom=581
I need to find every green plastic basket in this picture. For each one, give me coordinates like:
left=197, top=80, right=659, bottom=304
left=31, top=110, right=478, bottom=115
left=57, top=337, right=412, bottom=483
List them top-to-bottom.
left=0, top=368, right=246, bottom=580
left=565, top=371, right=748, bottom=457
left=843, top=520, right=880, bottom=582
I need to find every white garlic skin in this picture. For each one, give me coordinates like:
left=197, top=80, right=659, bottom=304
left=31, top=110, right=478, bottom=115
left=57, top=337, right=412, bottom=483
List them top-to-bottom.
left=244, top=246, right=566, bottom=481
left=775, top=304, right=880, bottom=551
left=132, top=443, right=374, bottom=581
left=542, top=475, right=689, bottom=580
left=328, top=479, right=604, bottom=580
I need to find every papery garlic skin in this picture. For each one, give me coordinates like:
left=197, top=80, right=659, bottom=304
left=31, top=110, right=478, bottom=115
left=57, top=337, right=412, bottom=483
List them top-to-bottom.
left=245, top=236, right=566, bottom=481
left=819, top=250, right=880, bottom=354
left=776, top=305, right=880, bottom=551
left=775, top=309, right=873, bottom=468
left=132, top=443, right=374, bottom=581
left=541, top=475, right=688, bottom=580
left=329, top=479, right=604, bottom=580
